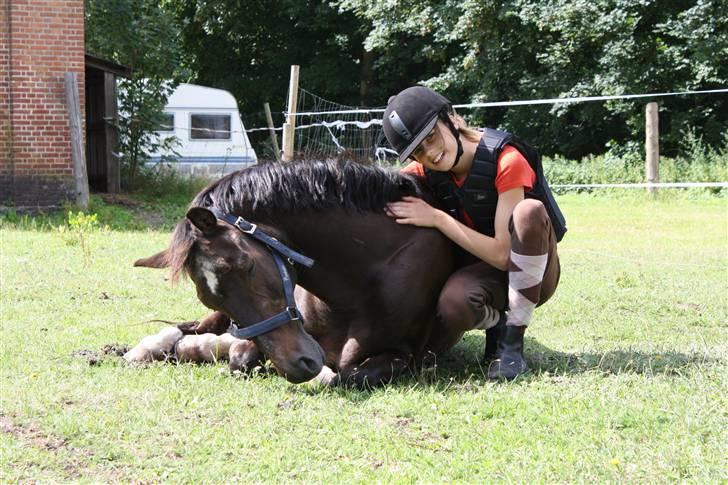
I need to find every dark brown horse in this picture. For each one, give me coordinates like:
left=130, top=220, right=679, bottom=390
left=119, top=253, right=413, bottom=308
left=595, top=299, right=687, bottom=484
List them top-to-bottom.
left=135, top=159, right=463, bottom=387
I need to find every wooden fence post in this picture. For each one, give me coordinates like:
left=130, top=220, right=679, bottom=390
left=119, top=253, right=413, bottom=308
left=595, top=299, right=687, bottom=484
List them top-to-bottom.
left=281, top=65, right=300, bottom=162
left=65, top=72, right=89, bottom=209
left=104, top=72, right=121, bottom=193
left=263, top=102, right=281, bottom=162
left=645, top=102, right=659, bottom=194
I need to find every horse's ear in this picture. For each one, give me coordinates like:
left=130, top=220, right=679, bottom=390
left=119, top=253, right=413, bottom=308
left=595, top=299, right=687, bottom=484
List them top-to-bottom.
left=187, top=207, right=218, bottom=235
left=134, top=250, right=170, bottom=268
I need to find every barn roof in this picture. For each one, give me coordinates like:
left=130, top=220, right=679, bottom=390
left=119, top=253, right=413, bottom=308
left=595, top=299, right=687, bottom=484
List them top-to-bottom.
left=85, top=53, right=132, bottom=78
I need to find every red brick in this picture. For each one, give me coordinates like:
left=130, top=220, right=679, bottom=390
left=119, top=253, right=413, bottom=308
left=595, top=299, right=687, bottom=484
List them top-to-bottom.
left=3, top=0, right=83, bottom=208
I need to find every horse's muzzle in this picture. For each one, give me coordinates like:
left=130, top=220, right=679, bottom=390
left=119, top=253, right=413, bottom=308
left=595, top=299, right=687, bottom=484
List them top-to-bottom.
left=277, top=338, right=325, bottom=384
left=284, top=355, right=324, bottom=384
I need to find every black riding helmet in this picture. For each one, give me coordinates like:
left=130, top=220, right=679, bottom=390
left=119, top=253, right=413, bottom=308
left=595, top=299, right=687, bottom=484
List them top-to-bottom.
left=382, top=86, right=463, bottom=167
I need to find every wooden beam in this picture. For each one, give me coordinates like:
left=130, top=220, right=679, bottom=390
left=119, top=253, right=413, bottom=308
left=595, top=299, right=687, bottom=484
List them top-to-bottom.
left=282, top=65, right=300, bottom=162
left=65, top=72, right=89, bottom=208
left=104, top=72, right=120, bottom=193
left=264, top=102, right=281, bottom=163
left=645, top=102, right=659, bottom=194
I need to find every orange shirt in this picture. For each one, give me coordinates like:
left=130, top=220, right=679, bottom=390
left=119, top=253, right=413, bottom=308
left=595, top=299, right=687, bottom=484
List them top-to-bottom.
left=401, top=144, right=536, bottom=229
left=401, top=144, right=535, bottom=193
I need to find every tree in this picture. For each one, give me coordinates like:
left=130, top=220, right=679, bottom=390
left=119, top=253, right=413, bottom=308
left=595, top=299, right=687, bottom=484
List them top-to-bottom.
left=85, top=0, right=184, bottom=183
left=163, top=0, right=405, bottom=158
left=337, top=0, right=728, bottom=158
left=164, top=2, right=363, bottom=104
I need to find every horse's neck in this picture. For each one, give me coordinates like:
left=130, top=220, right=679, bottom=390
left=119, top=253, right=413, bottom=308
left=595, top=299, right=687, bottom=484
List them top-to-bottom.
left=281, top=210, right=412, bottom=289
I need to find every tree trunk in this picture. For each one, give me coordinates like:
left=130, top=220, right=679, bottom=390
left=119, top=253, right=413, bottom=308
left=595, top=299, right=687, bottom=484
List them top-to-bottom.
left=359, top=49, right=375, bottom=106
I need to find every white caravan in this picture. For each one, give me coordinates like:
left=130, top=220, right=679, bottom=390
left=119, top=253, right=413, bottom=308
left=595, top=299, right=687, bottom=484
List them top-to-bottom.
left=148, top=83, right=257, bottom=177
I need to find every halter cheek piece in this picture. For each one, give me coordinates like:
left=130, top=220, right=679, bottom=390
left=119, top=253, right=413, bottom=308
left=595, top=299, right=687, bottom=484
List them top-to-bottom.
left=208, top=207, right=314, bottom=340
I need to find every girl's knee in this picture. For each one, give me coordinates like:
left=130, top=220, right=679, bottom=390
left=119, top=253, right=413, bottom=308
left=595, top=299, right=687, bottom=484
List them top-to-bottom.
left=511, top=199, right=549, bottom=236
left=437, top=287, right=473, bottom=330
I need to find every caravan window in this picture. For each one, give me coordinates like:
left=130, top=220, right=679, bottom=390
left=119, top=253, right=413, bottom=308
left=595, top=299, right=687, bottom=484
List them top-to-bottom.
left=157, top=113, right=175, bottom=132
left=190, top=114, right=231, bottom=140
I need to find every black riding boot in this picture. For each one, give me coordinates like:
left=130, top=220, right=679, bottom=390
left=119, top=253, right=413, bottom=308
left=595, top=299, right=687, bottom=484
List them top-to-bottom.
left=482, top=315, right=506, bottom=363
left=487, top=325, right=528, bottom=380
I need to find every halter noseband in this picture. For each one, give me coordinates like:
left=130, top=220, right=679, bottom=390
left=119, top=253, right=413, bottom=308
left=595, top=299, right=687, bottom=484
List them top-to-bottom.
left=208, top=207, right=314, bottom=340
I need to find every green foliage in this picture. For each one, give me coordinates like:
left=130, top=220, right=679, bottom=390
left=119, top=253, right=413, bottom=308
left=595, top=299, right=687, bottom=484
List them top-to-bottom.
left=84, top=0, right=726, bottom=162
left=85, top=0, right=184, bottom=183
left=162, top=0, right=370, bottom=139
left=336, top=0, right=728, bottom=158
left=116, top=78, right=178, bottom=185
left=544, top=128, right=728, bottom=189
left=126, top=165, right=212, bottom=228
left=127, top=165, right=209, bottom=206
left=58, top=211, right=102, bottom=265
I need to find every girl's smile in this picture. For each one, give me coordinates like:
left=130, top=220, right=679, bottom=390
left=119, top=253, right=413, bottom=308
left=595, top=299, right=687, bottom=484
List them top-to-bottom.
left=411, top=120, right=477, bottom=177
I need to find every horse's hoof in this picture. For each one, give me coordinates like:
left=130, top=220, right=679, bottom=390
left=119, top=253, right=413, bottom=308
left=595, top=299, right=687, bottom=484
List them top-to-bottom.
left=308, top=365, right=338, bottom=387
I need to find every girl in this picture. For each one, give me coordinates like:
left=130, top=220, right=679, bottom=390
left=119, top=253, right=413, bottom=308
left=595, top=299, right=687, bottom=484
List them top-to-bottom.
left=383, top=86, right=566, bottom=380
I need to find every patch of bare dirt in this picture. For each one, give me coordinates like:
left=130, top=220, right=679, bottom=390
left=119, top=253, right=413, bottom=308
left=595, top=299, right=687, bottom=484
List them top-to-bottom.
left=97, top=193, right=143, bottom=208
left=101, top=343, right=130, bottom=357
left=72, top=344, right=129, bottom=365
left=0, top=413, right=126, bottom=481
left=0, top=415, right=68, bottom=452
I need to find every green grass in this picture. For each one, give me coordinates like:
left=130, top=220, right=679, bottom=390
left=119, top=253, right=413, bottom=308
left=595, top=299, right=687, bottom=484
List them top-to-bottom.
left=1, top=193, right=726, bottom=482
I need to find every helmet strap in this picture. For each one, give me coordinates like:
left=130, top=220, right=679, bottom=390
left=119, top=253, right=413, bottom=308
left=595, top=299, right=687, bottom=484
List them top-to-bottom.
left=440, top=111, right=463, bottom=169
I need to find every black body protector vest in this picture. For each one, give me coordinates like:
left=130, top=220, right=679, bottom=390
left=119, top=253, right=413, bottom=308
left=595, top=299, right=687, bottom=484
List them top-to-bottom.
left=425, top=128, right=567, bottom=242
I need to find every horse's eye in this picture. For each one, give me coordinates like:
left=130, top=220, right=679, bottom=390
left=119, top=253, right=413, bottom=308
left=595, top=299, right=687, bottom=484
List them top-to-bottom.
left=233, top=254, right=254, bottom=276
left=216, top=258, right=233, bottom=273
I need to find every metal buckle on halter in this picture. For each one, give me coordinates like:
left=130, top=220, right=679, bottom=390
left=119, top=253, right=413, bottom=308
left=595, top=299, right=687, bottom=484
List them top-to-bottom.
left=235, top=217, right=257, bottom=234
left=286, top=306, right=301, bottom=320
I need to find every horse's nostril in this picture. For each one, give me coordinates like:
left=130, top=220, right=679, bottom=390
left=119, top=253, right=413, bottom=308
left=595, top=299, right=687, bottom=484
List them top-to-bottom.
left=298, top=356, right=321, bottom=375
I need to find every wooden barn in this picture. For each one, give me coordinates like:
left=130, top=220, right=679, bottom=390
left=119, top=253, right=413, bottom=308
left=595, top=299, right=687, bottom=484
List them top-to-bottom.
left=1, top=1, right=128, bottom=211
left=85, top=54, right=130, bottom=194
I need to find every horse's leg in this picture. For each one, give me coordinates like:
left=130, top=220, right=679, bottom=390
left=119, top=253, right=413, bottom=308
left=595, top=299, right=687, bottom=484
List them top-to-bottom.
left=294, top=287, right=414, bottom=388
left=177, top=311, right=231, bottom=335
left=228, top=339, right=264, bottom=372
left=337, top=351, right=413, bottom=388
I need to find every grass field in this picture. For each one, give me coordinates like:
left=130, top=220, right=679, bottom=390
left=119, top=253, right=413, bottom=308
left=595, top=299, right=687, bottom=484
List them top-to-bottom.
left=1, top=192, right=726, bottom=482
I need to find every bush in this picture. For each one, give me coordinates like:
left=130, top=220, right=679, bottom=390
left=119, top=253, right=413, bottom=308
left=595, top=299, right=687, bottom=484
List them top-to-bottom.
left=544, top=129, right=728, bottom=190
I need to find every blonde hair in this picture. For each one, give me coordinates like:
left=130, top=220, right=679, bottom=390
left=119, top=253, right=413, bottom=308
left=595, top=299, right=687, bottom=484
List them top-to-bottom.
left=450, top=112, right=482, bottom=143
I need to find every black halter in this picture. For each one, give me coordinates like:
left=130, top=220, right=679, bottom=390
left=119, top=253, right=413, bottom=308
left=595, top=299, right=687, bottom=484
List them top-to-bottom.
left=208, top=208, right=314, bottom=340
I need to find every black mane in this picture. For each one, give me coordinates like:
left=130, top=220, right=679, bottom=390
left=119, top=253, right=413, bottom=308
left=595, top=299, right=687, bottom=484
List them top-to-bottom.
left=165, top=159, right=422, bottom=282
left=190, top=159, right=421, bottom=217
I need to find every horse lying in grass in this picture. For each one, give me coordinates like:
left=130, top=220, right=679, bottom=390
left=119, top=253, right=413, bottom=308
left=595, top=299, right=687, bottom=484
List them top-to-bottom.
left=135, top=159, right=501, bottom=387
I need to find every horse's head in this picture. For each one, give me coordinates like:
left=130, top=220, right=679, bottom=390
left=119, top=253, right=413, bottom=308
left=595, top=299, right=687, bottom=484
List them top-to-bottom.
left=135, top=207, right=325, bottom=383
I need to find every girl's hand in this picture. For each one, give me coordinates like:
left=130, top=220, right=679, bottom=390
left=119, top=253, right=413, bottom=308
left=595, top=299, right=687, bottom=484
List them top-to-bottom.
left=386, top=196, right=442, bottom=228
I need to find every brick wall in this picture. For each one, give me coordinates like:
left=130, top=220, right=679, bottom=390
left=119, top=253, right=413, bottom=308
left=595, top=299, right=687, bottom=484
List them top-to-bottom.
left=0, top=0, right=85, bottom=210
left=0, top=2, right=11, bottom=201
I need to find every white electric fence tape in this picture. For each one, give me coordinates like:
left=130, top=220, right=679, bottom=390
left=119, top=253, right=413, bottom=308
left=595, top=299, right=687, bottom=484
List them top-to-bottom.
left=154, top=87, right=728, bottom=189
left=288, top=88, right=728, bottom=117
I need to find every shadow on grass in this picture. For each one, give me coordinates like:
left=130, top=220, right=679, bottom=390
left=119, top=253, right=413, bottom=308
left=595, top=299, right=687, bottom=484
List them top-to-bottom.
left=90, top=330, right=722, bottom=402
left=297, top=333, right=723, bottom=399
left=435, top=333, right=721, bottom=379
left=402, top=334, right=722, bottom=392
left=525, top=339, right=721, bottom=376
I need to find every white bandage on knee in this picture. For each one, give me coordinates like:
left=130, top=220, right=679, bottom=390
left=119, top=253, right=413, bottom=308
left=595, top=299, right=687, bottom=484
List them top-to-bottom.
left=506, top=252, right=548, bottom=326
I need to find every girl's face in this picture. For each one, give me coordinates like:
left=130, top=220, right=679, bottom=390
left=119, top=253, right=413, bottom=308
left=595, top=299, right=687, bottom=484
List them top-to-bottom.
left=410, top=120, right=458, bottom=172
